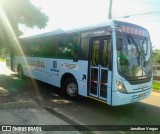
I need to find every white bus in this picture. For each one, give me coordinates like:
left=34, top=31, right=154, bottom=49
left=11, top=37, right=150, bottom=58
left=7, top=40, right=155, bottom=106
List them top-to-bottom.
left=9, top=20, right=152, bottom=106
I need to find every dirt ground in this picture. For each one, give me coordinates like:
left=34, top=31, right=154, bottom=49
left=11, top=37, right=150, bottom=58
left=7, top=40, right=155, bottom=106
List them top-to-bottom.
left=0, top=62, right=39, bottom=104
left=0, top=62, right=63, bottom=107
left=0, top=75, right=37, bottom=103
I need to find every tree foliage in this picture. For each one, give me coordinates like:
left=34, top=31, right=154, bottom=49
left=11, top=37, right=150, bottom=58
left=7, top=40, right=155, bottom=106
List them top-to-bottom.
left=0, top=0, right=48, bottom=49
left=152, top=49, right=160, bottom=64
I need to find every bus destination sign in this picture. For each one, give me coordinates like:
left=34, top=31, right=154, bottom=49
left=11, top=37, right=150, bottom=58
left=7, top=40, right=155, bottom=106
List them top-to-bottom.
left=121, top=25, right=147, bottom=36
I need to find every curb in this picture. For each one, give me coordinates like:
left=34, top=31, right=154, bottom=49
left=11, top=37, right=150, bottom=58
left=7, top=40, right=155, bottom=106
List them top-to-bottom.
left=152, top=90, right=160, bottom=93
left=0, top=101, right=39, bottom=110
left=42, top=106, right=93, bottom=130
left=43, top=106, right=101, bottom=134
left=43, top=106, right=85, bottom=126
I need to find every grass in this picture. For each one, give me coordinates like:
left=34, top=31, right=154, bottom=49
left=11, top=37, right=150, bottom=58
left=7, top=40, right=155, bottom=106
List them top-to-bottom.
left=0, top=58, right=6, bottom=62
left=152, top=81, right=160, bottom=90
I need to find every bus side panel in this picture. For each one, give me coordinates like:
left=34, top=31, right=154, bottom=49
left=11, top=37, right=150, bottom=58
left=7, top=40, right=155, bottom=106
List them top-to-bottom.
left=14, top=56, right=89, bottom=97
left=15, top=56, right=35, bottom=78
left=31, top=57, right=46, bottom=82
left=45, top=58, right=60, bottom=87
left=59, top=60, right=88, bottom=97
left=75, top=60, right=88, bottom=97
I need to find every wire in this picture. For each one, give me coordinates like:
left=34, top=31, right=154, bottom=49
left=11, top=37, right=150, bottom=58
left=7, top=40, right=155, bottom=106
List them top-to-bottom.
left=133, top=0, right=160, bottom=5
left=113, top=10, right=160, bottom=18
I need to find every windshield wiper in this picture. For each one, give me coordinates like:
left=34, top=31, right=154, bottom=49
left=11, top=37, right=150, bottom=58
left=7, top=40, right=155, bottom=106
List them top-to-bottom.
left=127, top=35, right=140, bottom=56
left=142, top=38, right=148, bottom=56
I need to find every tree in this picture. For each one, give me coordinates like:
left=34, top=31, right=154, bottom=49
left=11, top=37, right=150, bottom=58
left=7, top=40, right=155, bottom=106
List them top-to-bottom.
left=0, top=0, right=48, bottom=50
left=152, top=49, right=160, bottom=64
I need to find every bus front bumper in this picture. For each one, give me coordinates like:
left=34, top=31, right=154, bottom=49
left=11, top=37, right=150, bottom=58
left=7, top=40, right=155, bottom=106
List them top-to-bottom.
left=111, top=89, right=152, bottom=106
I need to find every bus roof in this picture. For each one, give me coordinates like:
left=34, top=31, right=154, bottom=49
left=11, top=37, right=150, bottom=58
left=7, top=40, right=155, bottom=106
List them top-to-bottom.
left=20, top=20, right=148, bottom=40
left=20, top=20, right=114, bottom=39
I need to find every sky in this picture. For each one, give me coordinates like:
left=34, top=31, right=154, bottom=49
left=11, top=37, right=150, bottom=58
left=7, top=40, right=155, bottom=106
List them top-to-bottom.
left=20, top=0, right=160, bottom=49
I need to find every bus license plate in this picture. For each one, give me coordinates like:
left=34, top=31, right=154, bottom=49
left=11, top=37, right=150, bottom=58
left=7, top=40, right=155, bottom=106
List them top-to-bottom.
left=139, top=93, right=146, bottom=98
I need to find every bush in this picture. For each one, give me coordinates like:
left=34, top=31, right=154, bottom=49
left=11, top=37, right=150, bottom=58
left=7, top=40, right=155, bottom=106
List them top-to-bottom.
left=0, top=58, right=6, bottom=62
left=152, top=81, right=160, bottom=90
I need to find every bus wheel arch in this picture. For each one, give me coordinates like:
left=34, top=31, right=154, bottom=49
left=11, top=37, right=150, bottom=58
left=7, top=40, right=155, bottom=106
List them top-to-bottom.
left=17, top=64, right=24, bottom=79
left=61, top=73, right=78, bottom=98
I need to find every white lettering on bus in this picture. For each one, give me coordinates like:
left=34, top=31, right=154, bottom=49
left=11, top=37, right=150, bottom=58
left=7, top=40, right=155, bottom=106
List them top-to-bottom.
left=28, top=60, right=45, bottom=68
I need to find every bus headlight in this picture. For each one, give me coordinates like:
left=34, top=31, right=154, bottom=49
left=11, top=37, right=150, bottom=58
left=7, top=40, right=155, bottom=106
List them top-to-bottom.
left=116, top=80, right=128, bottom=94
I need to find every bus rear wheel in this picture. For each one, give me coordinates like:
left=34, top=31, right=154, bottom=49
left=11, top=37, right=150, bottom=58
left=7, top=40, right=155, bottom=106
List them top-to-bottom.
left=18, top=65, right=24, bottom=79
left=63, top=78, right=78, bottom=98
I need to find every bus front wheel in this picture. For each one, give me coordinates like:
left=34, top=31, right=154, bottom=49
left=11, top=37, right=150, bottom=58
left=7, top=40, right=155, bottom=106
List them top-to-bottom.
left=18, top=65, right=24, bottom=79
left=63, top=78, right=78, bottom=98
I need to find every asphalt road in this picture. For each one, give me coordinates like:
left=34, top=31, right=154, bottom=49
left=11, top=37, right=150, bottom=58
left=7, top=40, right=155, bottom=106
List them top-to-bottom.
left=0, top=62, right=160, bottom=134
left=39, top=85, right=160, bottom=134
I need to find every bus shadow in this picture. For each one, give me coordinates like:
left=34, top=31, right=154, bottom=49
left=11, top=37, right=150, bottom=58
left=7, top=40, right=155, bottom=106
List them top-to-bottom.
left=0, top=73, right=69, bottom=104
left=1, top=73, right=160, bottom=127
left=0, top=74, right=45, bottom=103
left=0, top=74, right=25, bottom=103
left=0, top=74, right=24, bottom=94
left=32, top=78, right=160, bottom=126
left=37, top=82, right=160, bottom=126
left=67, top=98, right=160, bottom=125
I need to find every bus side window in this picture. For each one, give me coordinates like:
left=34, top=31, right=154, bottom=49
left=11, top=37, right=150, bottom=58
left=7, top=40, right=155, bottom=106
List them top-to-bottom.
left=57, top=33, right=79, bottom=59
left=57, top=36, right=65, bottom=58
left=38, top=37, right=57, bottom=58
left=42, top=37, right=50, bottom=57
left=50, top=37, right=58, bottom=58
left=80, top=37, right=89, bottom=60
left=39, top=38, right=46, bottom=57
left=29, top=39, right=40, bottom=57
left=19, top=40, right=26, bottom=56
left=23, top=40, right=30, bottom=56
left=27, top=40, right=34, bottom=56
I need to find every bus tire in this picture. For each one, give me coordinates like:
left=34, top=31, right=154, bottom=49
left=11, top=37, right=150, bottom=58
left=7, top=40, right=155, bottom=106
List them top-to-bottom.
left=18, top=65, right=24, bottom=79
left=63, top=78, right=78, bottom=98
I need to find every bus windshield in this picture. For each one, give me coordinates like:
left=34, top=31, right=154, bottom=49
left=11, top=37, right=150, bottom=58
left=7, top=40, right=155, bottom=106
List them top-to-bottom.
left=117, top=35, right=152, bottom=79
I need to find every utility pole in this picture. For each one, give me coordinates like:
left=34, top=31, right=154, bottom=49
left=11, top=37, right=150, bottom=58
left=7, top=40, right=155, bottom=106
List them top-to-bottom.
left=108, top=0, right=112, bottom=19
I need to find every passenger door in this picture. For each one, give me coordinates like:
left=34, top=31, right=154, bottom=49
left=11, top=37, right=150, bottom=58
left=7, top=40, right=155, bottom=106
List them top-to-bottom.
left=89, top=36, right=111, bottom=101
